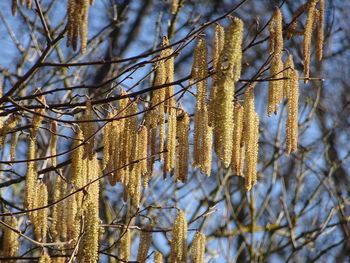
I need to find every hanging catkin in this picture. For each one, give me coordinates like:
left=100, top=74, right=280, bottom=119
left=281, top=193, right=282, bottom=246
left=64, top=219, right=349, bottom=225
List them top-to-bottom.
left=67, top=0, right=92, bottom=53
left=303, top=0, right=318, bottom=83
left=317, top=0, right=324, bottom=61
left=268, top=7, right=284, bottom=116
left=212, top=17, right=243, bottom=167
left=209, top=24, right=225, bottom=127
left=286, top=69, right=299, bottom=154
left=243, top=87, right=259, bottom=190
left=80, top=100, right=96, bottom=160
left=231, top=102, right=244, bottom=176
left=165, top=107, right=177, bottom=175
left=176, top=112, right=189, bottom=183
left=102, top=114, right=113, bottom=170
left=50, top=122, right=57, bottom=167
left=71, top=128, right=85, bottom=189
left=25, top=137, right=36, bottom=210
left=51, top=176, right=66, bottom=241
left=34, top=183, right=48, bottom=241
left=170, top=210, right=188, bottom=263
left=2, top=216, right=19, bottom=262
left=137, top=224, right=153, bottom=262
left=118, top=229, right=131, bottom=263
left=190, top=232, right=206, bottom=263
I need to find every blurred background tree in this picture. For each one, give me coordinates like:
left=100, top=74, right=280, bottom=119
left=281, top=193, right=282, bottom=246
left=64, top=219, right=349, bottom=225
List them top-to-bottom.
left=0, top=0, right=349, bottom=262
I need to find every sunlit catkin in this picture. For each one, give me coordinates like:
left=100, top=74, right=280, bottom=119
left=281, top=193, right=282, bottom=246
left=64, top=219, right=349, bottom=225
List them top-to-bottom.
left=67, top=0, right=91, bottom=53
left=304, top=0, right=317, bottom=83
left=317, top=0, right=324, bottom=61
left=268, top=8, right=284, bottom=116
left=213, top=17, right=243, bottom=167
left=209, top=24, right=225, bottom=127
left=286, top=69, right=299, bottom=154
left=243, top=87, right=259, bottom=190
left=80, top=100, right=96, bottom=160
left=231, top=102, right=244, bottom=176
left=165, top=107, right=177, bottom=175
left=176, top=112, right=189, bottom=183
left=50, top=122, right=57, bottom=167
left=71, top=129, right=84, bottom=188
left=25, top=137, right=36, bottom=210
left=51, top=176, right=65, bottom=240
left=34, top=183, right=48, bottom=241
left=170, top=210, right=188, bottom=263
left=2, top=216, right=19, bottom=262
left=137, top=224, right=153, bottom=262
left=118, top=229, right=131, bottom=263
left=190, top=232, right=206, bottom=263
left=154, top=250, right=163, bottom=263
left=38, top=253, right=51, bottom=263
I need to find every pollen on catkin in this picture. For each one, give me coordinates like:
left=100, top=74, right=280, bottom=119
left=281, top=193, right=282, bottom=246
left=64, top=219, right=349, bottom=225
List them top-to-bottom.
left=67, top=0, right=92, bottom=53
left=304, top=0, right=318, bottom=83
left=317, top=0, right=324, bottom=61
left=268, top=8, right=284, bottom=116
left=212, top=17, right=243, bottom=167
left=286, top=69, right=299, bottom=154
left=243, top=87, right=259, bottom=190
left=80, top=100, right=96, bottom=160
left=231, top=102, right=244, bottom=176
left=165, top=107, right=177, bottom=175
left=176, top=112, right=189, bottom=183
left=71, top=128, right=85, bottom=188
left=25, top=137, right=36, bottom=210
left=51, top=176, right=65, bottom=241
left=34, top=183, right=48, bottom=241
left=170, top=210, right=188, bottom=263
left=2, top=216, right=19, bottom=262
left=137, top=224, right=153, bottom=262
left=118, top=229, right=131, bottom=263
left=190, top=232, right=206, bottom=263
left=153, top=250, right=163, bottom=263
left=38, top=253, right=51, bottom=263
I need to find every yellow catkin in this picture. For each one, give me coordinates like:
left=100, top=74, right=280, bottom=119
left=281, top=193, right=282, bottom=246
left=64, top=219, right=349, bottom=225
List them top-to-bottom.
left=67, top=0, right=91, bottom=53
left=171, top=0, right=178, bottom=14
left=304, top=0, right=318, bottom=83
left=317, top=0, right=324, bottom=61
left=268, top=8, right=284, bottom=116
left=213, top=18, right=243, bottom=167
left=209, top=24, right=225, bottom=127
left=164, top=41, right=175, bottom=114
left=283, top=54, right=295, bottom=99
left=286, top=69, right=299, bottom=154
left=243, top=87, right=259, bottom=190
left=231, top=102, right=244, bottom=176
left=165, top=107, right=177, bottom=175
left=200, top=109, right=213, bottom=176
left=176, top=113, right=189, bottom=183
left=0, top=114, right=19, bottom=148
left=102, top=115, right=112, bottom=170
left=109, top=118, right=121, bottom=185
left=50, top=122, right=57, bottom=167
left=71, top=129, right=84, bottom=188
left=10, top=132, right=17, bottom=161
left=25, top=137, right=36, bottom=210
left=79, top=154, right=100, bottom=263
left=51, top=176, right=64, bottom=240
left=34, top=183, right=48, bottom=241
left=66, top=189, right=77, bottom=246
left=170, top=210, right=188, bottom=263
left=2, top=216, right=19, bottom=262
left=137, top=224, right=153, bottom=262
left=119, top=229, right=131, bottom=263
left=190, top=232, right=206, bottom=263
left=153, top=250, right=163, bottom=263
left=38, top=253, right=51, bottom=263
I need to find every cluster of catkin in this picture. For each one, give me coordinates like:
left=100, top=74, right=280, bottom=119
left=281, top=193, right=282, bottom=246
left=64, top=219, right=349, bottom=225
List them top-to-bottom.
left=66, top=0, right=94, bottom=53
left=1, top=216, right=19, bottom=262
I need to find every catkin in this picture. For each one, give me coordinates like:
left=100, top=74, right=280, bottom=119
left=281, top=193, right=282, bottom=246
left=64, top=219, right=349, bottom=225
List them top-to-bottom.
left=67, top=0, right=91, bottom=53
left=304, top=0, right=318, bottom=83
left=317, top=0, right=324, bottom=61
left=268, top=8, right=284, bottom=116
left=213, top=17, right=243, bottom=167
left=209, top=24, right=225, bottom=127
left=286, top=69, right=299, bottom=154
left=243, top=87, right=259, bottom=190
left=80, top=100, right=96, bottom=160
left=231, top=102, right=244, bottom=176
left=165, top=107, right=177, bottom=175
left=176, top=113, right=189, bottom=183
left=102, top=115, right=112, bottom=170
left=50, top=122, right=57, bottom=167
left=71, top=129, right=85, bottom=189
left=10, top=132, right=17, bottom=161
left=25, top=137, right=36, bottom=210
left=51, top=176, right=65, bottom=240
left=34, top=183, right=48, bottom=241
left=170, top=210, right=188, bottom=263
left=2, top=216, right=19, bottom=262
left=137, top=224, right=153, bottom=262
left=118, top=229, right=131, bottom=263
left=190, top=232, right=206, bottom=263
left=154, top=250, right=163, bottom=263
left=38, top=253, right=51, bottom=263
